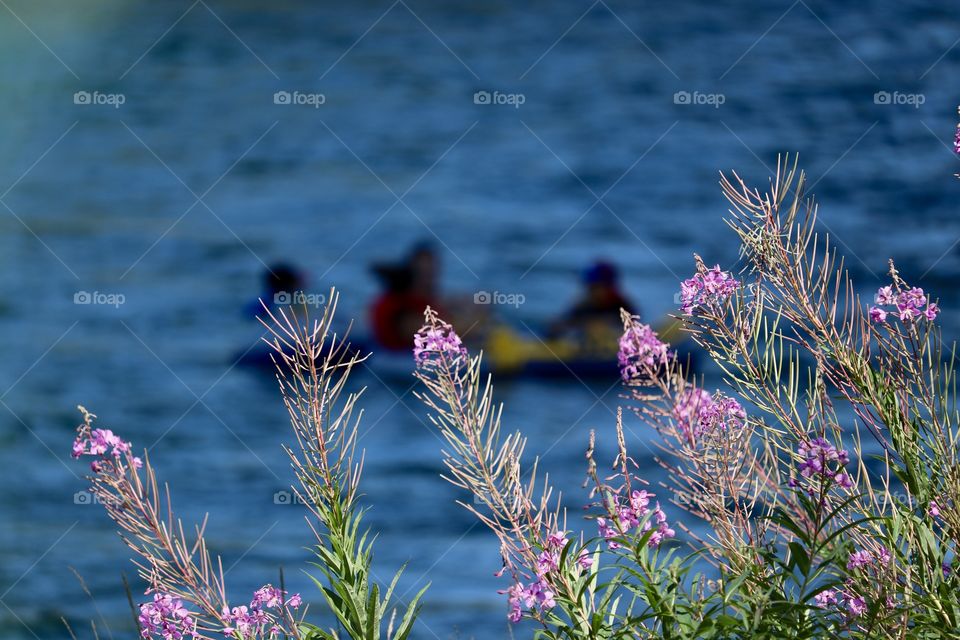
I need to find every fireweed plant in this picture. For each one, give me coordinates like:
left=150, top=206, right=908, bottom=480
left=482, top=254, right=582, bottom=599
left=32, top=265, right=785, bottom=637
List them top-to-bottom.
left=412, top=157, right=960, bottom=639
left=69, top=159, right=960, bottom=639
left=70, top=294, right=424, bottom=639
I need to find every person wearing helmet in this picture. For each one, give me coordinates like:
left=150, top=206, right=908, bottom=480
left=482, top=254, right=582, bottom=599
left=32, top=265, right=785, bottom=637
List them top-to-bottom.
left=549, top=260, right=635, bottom=338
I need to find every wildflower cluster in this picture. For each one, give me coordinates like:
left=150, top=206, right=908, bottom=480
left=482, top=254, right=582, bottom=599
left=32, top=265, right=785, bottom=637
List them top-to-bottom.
left=954, top=105, right=960, bottom=155
left=76, top=160, right=960, bottom=639
left=678, top=264, right=739, bottom=315
left=869, top=285, right=938, bottom=323
left=413, top=307, right=467, bottom=366
left=617, top=318, right=670, bottom=381
left=672, top=388, right=746, bottom=439
left=72, top=424, right=142, bottom=471
left=789, top=437, right=853, bottom=495
left=597, top=489, right=674, bottom=549
left=929, top=499, right=942, bottom=519
left=504, top=532, right=571, bottom=623
left=847, top=546, right=890, bottom=571
left=816, top=547, right=894, bottom=619
left=814, top=581, right=882, bottom=619
left=221, top=584, right=301, bottom=638
left=814, top=587, right=867, bottom=618
left=813, top=588, right=839, bottom=608
left=138, top=593, right=200, bottom=640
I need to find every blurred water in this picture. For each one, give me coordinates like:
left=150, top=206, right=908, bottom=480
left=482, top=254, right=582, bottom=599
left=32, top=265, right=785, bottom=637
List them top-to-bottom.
left=1, top=1, right=960, bottom=637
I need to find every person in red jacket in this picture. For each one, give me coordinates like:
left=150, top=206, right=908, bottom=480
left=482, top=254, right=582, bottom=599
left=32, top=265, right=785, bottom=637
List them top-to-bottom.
left=369, top=243, right=444, bottom=351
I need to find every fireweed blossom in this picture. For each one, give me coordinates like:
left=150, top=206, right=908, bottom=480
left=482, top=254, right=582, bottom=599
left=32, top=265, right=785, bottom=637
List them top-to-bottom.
left=955, top=109, right=960, bottom=154
left=678, top=265, right=739, bottom=315
left=869, top=284, right=939, bottom=324
left=413, top=308, right=467, bottom=367
left=618, top=317, right=671, bottom=381
left=673, top=388, right=746, bottom=439
left=72, top=426, right=142, bottom=471
left=789, top=437, right=853, bottom=496
left=598, top=489, right=675, bottom=550
left=929, top=500, right=942, bottom=519
left=502, top=531, right=574, bottom=623
left=847, top=546, right=891, bottom=573
left=847, top=550, right=874, bottom=571
left=504, top=569, right=555, bottom=621
left=503, top=577, right=557, bottom=624
left=505, top=583, right=524, bottom=623
left=814, top=583, right=880, bottom=620
left=221, top=584, right=301, bottom=638
left=813, top=587, right=874, bottom=618
left=814, top=589, right=838, bottom=608
left=138, top=593, right=200, bottom=640
left=847, top=595, right=867, bottom=618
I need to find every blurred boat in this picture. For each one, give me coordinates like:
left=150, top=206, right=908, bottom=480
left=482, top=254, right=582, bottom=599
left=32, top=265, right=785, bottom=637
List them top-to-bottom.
left=236, top=318, right=697, bottom=381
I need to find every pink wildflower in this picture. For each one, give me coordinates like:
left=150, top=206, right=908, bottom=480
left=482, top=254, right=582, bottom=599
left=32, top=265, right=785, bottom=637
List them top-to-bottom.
left=954, top=117, right=960, bottom=154
left=678, top=265, right=739, bottom=315
left=871, top=284, right=938, bottom=324
left=413, top=314, right=467, bottom=366
left=618, top=319, right=670, bottom=380
left=673, top=388, right=746, bottom=439
left=72, top=426, right=142, bottom=470
left=791, top=437, right=851, bottom=496
left=598, top=491, right=674, bottom=549
left=545, top=530, right=567, bottom=550
left=535, top=549, right=559, bottom=576
left=847, top=549, right=873, bottom=571
left=524, top=579, right=556, bottom=610
left=505, top=583, right=524, bottom=623
left=222, top=584, right=299, bottom=637
left=814, top=589, right=838, bottom=608
left=138, top=593, right=199, bottom=640
left=847, top=595, right=867, bottom=617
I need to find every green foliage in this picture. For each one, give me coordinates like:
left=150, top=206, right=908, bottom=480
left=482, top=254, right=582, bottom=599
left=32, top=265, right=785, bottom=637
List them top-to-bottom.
left=264, top=297, right=427, bottom=640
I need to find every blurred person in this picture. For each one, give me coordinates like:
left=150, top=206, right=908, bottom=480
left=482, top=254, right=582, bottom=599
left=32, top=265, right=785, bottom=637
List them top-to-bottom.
left=369, top=240, right=497, bottom=351
left=408, top=240, right=439, bottom=300
left=368, top=241, right=441, bottom=349
left=549, top=260, right=636, bottom=338
left=244, top=262, right=306, bottom=316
